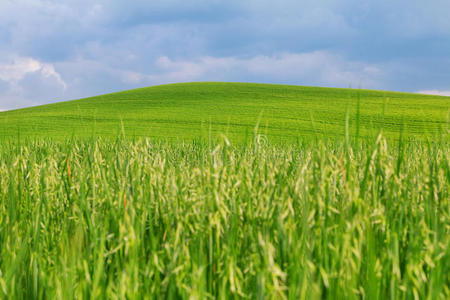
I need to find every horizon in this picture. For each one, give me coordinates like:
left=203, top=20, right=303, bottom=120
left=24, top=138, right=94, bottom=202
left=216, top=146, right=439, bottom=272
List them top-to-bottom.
left=1, top=80, right=450, bottom=113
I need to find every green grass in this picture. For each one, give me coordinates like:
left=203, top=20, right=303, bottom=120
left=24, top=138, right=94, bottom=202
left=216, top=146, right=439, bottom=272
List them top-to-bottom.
left=0, top=82, right=448, bottom=142
left=0, top=82, right=449, bottom=298
left=0, top=136, right=448, bottom=299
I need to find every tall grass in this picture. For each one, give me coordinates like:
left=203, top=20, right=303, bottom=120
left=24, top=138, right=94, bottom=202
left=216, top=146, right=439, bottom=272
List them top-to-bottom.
left=0, top=134, right=448, bottom=299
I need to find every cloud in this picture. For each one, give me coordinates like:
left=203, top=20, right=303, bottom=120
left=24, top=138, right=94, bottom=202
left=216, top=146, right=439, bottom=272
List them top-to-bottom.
left=0, top=0, right=449, bottom=109
left=49, top=51, right=384, bottom=95
left=66, top=51, right=380, bottom=93
left=138, top=52, right=383, bottom=89
left=0, top=55, right=67, bottom=109
left=0, top=56, right=66, bottom=89
left=417, top=90, right=450, bottom=97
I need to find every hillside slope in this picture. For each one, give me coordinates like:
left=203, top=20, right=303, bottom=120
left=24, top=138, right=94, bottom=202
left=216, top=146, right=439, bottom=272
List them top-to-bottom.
left=0, top=82, right=448, bottom=141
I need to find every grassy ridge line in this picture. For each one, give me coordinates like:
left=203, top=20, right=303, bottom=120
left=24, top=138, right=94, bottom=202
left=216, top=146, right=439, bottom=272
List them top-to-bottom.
left=0, top=82, right=448, bottom=142
left=0, top=135, right=448, bottom=298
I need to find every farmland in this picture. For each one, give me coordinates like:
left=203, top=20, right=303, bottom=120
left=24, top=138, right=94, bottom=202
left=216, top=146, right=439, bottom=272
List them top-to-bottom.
left=0, top=83, right=449, bottom=299
left=0, top=137, right=448, bottom=299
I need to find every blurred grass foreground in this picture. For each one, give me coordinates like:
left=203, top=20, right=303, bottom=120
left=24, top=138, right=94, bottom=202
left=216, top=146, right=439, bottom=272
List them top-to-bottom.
left=0, top=132, right=448, bottom=299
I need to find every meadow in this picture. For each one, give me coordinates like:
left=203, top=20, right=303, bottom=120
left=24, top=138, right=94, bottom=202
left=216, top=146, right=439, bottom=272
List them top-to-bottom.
left=0, top=82, right=448, bottom=142
left=0, top=83, right=449, bottom=299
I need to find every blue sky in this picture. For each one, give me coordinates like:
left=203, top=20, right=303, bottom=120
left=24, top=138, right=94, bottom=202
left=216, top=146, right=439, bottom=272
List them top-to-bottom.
left=0, top=0, right=449, bottom=110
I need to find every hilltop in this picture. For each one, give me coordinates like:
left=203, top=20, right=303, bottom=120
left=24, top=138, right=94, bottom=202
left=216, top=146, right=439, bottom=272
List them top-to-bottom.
left=0, top=82, right=448, bottom=142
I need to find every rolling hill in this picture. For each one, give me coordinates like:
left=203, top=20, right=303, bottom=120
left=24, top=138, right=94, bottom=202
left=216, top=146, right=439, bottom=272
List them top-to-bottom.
left=0, top=82, right=448, bottom=142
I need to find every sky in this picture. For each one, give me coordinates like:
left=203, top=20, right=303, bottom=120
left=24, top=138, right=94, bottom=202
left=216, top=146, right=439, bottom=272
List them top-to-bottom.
left=0, top=0, right=449, bottom=110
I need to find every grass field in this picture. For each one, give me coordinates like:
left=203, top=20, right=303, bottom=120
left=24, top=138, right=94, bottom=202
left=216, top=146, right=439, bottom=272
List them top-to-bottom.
left=0, top=82, right=449, bottom=142
left=0, top=82, right=449, bottom=299
left=0, top=136, right=448, bottom=299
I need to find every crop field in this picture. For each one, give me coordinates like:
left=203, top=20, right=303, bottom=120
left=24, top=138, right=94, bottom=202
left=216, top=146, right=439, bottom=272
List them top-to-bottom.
left=0, top=82, right=448, bottom=142
left=0, top=83, right=449, bottom=299
left=0, top=134, right=448, bottom=299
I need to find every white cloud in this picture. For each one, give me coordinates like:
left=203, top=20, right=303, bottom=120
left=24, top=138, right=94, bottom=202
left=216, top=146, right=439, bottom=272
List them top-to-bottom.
left=54, top=51, right=382, bottom=93
left=134, top=51, right=383, bottom=89
left=0, top=56, right=66, bottom=89
left=0, top=56, right=67, bottom=109
left=417, top=90, right=450, bottom=97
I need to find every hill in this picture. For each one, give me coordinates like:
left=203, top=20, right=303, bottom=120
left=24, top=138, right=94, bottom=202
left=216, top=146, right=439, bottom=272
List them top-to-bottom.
left=0, top=82, right=448, bottom=142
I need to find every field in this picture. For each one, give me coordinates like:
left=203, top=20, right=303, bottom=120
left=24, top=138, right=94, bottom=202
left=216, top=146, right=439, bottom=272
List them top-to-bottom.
left=0, top=82, right=449, bottom=142
left=0, top=83, right=449, bottom=299
left=0, top=137, right=448, bottom=299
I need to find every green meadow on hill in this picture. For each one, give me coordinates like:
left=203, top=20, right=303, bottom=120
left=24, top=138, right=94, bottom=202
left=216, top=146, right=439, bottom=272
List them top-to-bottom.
left=0, top=82, right=448, bottom=141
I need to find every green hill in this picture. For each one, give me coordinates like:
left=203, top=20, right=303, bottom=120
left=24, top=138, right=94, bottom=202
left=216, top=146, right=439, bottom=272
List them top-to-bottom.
left=0, top=82, right=448, bottom=142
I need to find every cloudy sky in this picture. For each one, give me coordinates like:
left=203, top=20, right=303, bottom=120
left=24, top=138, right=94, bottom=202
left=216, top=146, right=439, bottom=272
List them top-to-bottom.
left=1, top=0, right=449, bottom=110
